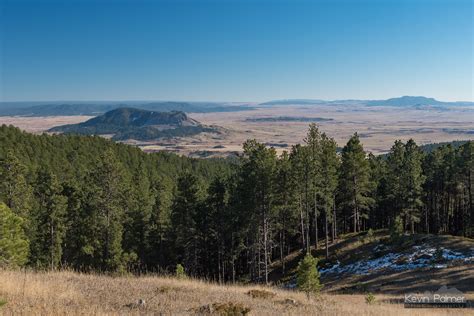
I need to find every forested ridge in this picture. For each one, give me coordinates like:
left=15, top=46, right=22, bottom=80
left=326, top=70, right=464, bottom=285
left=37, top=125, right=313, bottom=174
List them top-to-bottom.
left=0, top=124, right=472, bottom=284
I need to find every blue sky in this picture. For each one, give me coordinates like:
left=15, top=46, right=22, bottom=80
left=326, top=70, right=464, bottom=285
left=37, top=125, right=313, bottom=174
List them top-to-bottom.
left=0, top=0, right=472, bottom=102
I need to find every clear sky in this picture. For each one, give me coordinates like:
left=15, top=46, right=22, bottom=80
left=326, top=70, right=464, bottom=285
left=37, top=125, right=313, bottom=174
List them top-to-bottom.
left=0, top=0, right=472, bottom=102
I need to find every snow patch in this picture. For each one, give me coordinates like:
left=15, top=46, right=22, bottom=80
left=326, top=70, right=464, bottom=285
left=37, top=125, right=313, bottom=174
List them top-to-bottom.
left=320, top=246, right=474, bottom=276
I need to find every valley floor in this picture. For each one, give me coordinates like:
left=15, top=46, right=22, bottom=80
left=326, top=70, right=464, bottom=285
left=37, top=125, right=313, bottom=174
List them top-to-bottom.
left=0, top=270, right=472, bottom=315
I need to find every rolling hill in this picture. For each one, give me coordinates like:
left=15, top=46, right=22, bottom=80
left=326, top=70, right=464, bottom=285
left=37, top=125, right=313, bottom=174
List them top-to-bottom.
left=48, top=107, right=219, bottom=141
left=1, top=232, right=472, bottom=315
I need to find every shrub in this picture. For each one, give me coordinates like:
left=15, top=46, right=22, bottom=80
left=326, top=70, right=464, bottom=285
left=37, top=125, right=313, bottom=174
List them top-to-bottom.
left=390, top=216, right=404, bottom=241
left=366, top=228, right=374, bottom=241
left=297, top=253, right=322, bottom=299
left=175, top=263, right=186, bottom=279
left=365, top=292, right=375, bottom=305
left=0, top=299, right=6, bottom=308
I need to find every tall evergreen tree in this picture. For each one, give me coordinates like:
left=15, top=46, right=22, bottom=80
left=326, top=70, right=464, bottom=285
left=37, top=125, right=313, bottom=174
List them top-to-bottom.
left=304, top=124, right=323, bottom=250
left=319, top=133, right=339, bottom=258
left=338, top=133, right=373, bottom=233
left=240, top=139, right=277, bottom=284
left=401, top=139, right=425, bottom=234
left=385, top=140, right=406, bottom=223
left=459, top=142, right=473, bottom=235
left=289, top=144, right=312, bottom=252
left=0, top=150, right=33, bottom=219
left=82, top=150, right=126, bottom=271
left=274, top=151, right=298, bottom=273
left=122, top=163, right=155, bottom=270
left=31, top=169, right=68, bottom=269
left=170, top=172, right=202, bottom=275
left=206, top=177, right=229, bottom=282
left=145, top=180, right=171, bottom=270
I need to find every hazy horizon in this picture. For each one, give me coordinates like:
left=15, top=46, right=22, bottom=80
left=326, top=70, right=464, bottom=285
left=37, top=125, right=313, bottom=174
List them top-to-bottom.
left=1, top=95, right=473, bottom=104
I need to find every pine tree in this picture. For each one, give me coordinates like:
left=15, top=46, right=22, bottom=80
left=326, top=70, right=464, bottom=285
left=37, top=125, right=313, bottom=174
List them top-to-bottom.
left=304, top=124, right=323, bottom=250
left=319, top=133, right=338, bottom=258
left=338, top=133, right=373, bottom=233
left=401, top=139, right=425, bottom=234
left=240, top=140, right=277, bottom=284
left=386, top=140, right=406, bottom=225
left=458, top=142, right=473, bottom=236
left=289, top=144, right=312, bottom=252
left=0, top=150, right=33, bottom=219
left=82, top=150, right=126, bottom=271
left=274, top=151, right=298, bottom=273
left=367, top=153, right=388, bottom=229
left=122, top=164, right=155, bottom=270
left=31, top=169, right=68, bottom=269
left=170, top=172, right=202, bottom=275
left=206, top=177, right=229, bottom=282
left=60, top=179, right=86, bottom=268
left=145, top=180, right=171, bottom=270
left=0, top=203, right=29, bottom=267
left=297, top=252, right=322, bottom=299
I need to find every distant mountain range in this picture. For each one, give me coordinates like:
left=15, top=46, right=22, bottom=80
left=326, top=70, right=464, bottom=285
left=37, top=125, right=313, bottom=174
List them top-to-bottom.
left=1, top=96, right=472, bottom=117
left=260, top=96, right=474, bottom=107
left=0, top=101, right=254, bottom=116
left=49, top=108, right=218, bottom=141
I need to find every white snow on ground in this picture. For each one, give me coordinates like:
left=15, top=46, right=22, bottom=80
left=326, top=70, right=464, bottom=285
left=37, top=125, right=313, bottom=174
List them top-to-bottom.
left=319, top=246, right=474, bottom=276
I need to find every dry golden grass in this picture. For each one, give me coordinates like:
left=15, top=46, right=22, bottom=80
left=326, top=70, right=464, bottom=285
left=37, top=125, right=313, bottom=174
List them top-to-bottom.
left=0, top=269, right=472, bottom=315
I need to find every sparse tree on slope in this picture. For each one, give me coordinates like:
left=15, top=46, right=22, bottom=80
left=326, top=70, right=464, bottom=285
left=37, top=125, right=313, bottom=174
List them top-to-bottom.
left=297, top=252, right=322, bottom=299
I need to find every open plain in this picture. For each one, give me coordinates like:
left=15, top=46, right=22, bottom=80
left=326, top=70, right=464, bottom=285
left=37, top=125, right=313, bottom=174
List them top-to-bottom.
left=1, top=104, right=473, bottom=156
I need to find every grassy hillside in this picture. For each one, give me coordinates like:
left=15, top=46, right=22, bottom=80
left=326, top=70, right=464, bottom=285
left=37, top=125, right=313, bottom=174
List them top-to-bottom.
left=269, top=231, right=474, bottom=295
left=0, top=269, right=472, bottom=315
